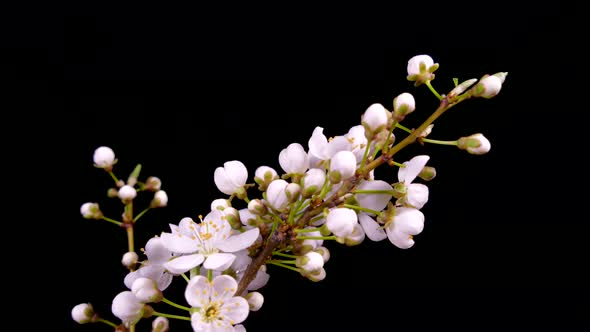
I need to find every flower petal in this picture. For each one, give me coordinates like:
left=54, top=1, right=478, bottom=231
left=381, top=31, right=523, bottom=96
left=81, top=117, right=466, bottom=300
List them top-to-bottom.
left=308, top=126, right=329, bottom=160
left=326, top=135, right=352, bottom=158
left=398, top=155, right=430, bottom=183
left=224, top=160, right=248, bottom=187
left=355, top=180, right=393, bottom=212
left=406, top=183, right=429, bottom=209
left=395, top=207, right=425, bottom=235
left=358, top=213, right=387, bottom=241
left=216, top=227, right=260, bottom=253
left=386, top=229, right=415, bottom=249
left=160, top=231, right=199, bottom=254
left=145, top=237, right=172, bottom=264
left=203, top=253, right=236, bottom=271
left=163, top=254, right=204, bottom=274
left=247, top=267, right=270, bottom=291
left=212, top=274, right=239, bottom=302
left=185, top=275, right=211, bottom=308
left=220, top=296, right=249, bottom=324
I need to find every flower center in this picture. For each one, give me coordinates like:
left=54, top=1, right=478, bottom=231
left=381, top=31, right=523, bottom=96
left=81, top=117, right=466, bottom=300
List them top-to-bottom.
left=203, top=303, right=220, bottom=322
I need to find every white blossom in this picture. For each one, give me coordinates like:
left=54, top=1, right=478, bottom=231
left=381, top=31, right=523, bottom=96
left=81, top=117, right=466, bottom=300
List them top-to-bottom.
left=361, top=103, right=388, bottom=135
left=345, top=125, right=369, bottom=163
left=308, top=127, right=352, bottom=167
left=279, top=143, right=309, bottom=175
left=93, top=146, right=115, bottom=169
left=329, top=150, right=357, bottom=183
left=397, top=155, right=430, bottom=209
left=214, top=160, right=248, bottom=196
left=266, top=179, right=290, bottom=211
left=355, top=180, right=393, bottom=212
left=385, top=207, right=425, bottom=249
left=325, top=208, right=357, bottom=238
left=160, top=211, right=259, bottom=274
left=358, top=213, right=387, bottom=242
left=124, top=236, right=174, bottom=291
left=297, top=251, right=324, bottom=273
left=185, top=275, right=249, bottom=332
left=131, top=277, right=162, bottom=303
left=111, top=291, right=144, bottom=326
left=71, top=303, right=94, bottom=324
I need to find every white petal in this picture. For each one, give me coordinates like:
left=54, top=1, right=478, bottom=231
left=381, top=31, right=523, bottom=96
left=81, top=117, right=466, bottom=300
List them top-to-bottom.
left=308, top=126, right=329, bottom=160
left=325, top=135, right=352, bottom=158
left=398, top=155, right=430, bottom=183
left=225, top=160, right=248, bottom=186
left=355, top=180, right=393, bottom=212
left=406, top=183, right=429, bottom=209
left=395, top=207, right=425, bottom=235
left=358, top=213, right=387, bottom=241
left=178, top=217, right=198, bottom=237
left=216, top=227, right=260, bottom=252
left=387, top=229, right=415, bottom=249
left=160, top=231, right=198, bottom=254
left=145, top=237, right=172, bottom=264
left=203, top=253, right=236, bottom=271
left=163, top=254, right=204, bottom=274
left=247, top=267, right=270, bottom=291
left=157, top=271, right=173, bottom=291
left=185, top=275, right=211, bottom=308
left=212, top=275, right=238, bottom=302
left=111, top=291, right=143, bottom=324
left=220, top=296, right=249, bottom=324
left=190, top=313, right=209, bottom=332
left=234, top=325, right=247, bottom=332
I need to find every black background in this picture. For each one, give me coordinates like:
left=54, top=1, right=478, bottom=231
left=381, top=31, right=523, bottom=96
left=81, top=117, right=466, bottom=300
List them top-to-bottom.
left=4, top=3, right=587, bottom=331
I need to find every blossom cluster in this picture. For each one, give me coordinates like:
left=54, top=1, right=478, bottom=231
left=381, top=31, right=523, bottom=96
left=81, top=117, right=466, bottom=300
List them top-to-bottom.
left=72, top=54, right=506, bottom=332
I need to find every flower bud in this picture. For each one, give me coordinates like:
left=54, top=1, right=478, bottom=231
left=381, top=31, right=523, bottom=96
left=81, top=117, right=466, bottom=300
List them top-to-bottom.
left=407, top=54, right=438, bottom=86
left=472, top=73, right=508, bottom=99
left=448, top=78, right=477, bottom=99
left=393, top=92, right=416, bottom=121
left=361, top=103, right=388, bottom=137
left=458, top=133, right=491, bottom=155
left=279, top=143, right=309, bottom=175
left=93, top=146, right=116, bottom=170
left=329, top=151, right=356, bottom=184
left=214, top=160, right=248, bottom=198
left=254, top=166, right=279, bottom=191
left=418, top=166, right=436, bottom=181
left=301, top=168, right=326, bottom=198
left=145, top=176, right=161, bottom=192
left=266, top=179, right=289, bottom=211
left=285, top=183, right=301, bottom=203
left=118, top=185, right=137, bottom=202
left=107, top=188, right=119, bottom=198
left=150, top=190, right=168, bottom=208
left=211, top=198, right=230, bottom=211
left=247, top=199, right=267, bottom=215
left=80, top=202, right=102, bottom=219
left=222, top=207, right=242, bottom=229
left=325, top=207, right=357, bottom=238
left=344, top=223, right=365, bottom=246
left=314, top=246, right=330, bottom=262
left=122, top=251, right=138, bottom=268
left=296, top=251, right=324, bottom=273
left=304, top=267, right=326, bottom=282
left=131, top=277, right=163, bottom=303
left=112, top=291, right=144, bottom=325
left=245, top=292, right=264, bottom=311
left=71, top=303, right=94, bottom=324
left=151, top=316, right=169, bottom=332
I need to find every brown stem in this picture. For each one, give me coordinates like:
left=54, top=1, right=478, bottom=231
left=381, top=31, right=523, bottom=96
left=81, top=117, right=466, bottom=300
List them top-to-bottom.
left=237, top=228, right=285, bottom=295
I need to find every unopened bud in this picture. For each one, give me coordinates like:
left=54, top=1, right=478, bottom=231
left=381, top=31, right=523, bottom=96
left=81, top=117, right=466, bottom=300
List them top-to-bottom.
left=406, top=54, right=438, bottom=86
left=472, top=73, right=507, bottom=99
left=448, top=78, right=477, bottom=99
left=393, top=92, right=416, bottom=121
left=361, top=103, right=388, bottom=138
left=458, top=133, right=491, bottom=155
left=93, top=146, right=116, bottom=170
left=254, top=166, right=279, bottom=191
left=418, top=166, right=436, bottom=181
left=145, top=176, right=161, bottom=192
left=285, top=183, right=301, bottom=203
left=118, top=185, right=137, bottom=202
left=107, top=188, right=119, bottom=198
left=150, top=190, right=168, bottom=208
left=247, top=199, right=267, bottom=215
left=80, top=202, right=102, bottom=219
left=222, top=207, right=242, bottom=229
left=314, top=246, right=330, bottom=262
left=122, top=251, right=138, bottom=268
left=132, top=278, right=163, bottom=303
left=245, top=292, right=264, bottom=311
left=71, top=303, right=95, bottom=324
left=151, top=316, right=169, bottom=332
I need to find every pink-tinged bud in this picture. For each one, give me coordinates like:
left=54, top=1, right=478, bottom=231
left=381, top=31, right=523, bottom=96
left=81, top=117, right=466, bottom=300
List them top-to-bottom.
left=458, top=133, right=491, bottom=155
